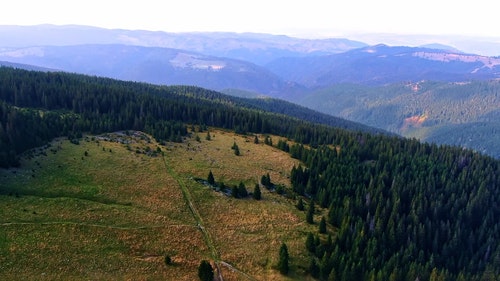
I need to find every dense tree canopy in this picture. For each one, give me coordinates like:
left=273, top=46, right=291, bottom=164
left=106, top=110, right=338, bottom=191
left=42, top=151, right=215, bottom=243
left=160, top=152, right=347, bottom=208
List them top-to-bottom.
left=290, top=138, right=500, bottom=280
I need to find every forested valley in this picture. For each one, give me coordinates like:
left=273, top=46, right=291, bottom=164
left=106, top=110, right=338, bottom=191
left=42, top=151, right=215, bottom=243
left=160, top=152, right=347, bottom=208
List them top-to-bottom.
left=1, top=67, right=499, bottom=280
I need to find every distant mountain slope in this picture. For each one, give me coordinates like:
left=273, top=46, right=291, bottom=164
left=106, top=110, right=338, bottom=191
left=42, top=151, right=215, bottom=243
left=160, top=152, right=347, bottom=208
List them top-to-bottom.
left=0, top=25, right=367, bottom=65
left=0, top=44, right=300, bottom=95
left=266, top=44, right=500, bottom=87
left=0, top=60, right=54, bottom=71
left=297, top=80, right=500, bottom=158
left=178, top=86, right=391, bottom=135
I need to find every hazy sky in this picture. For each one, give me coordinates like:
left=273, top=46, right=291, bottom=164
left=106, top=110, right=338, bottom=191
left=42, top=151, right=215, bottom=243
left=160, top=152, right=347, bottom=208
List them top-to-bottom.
left=2, top=0, right=499, bottom=39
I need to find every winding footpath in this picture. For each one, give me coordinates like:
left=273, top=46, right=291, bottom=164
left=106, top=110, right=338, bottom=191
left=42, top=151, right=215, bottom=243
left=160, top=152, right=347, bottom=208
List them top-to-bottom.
left=162, top=154, right=259, bottom=281
left=162, top=155, right=225, bottom=280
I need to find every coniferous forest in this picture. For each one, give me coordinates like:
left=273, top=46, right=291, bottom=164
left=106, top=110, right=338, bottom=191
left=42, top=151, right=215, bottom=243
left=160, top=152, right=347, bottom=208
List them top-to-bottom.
left=1, top=67, right=499, bottom=280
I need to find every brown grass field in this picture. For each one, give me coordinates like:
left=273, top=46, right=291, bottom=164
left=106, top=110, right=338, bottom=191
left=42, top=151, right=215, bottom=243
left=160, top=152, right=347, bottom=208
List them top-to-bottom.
left=0, top=129, right=323, bottom=280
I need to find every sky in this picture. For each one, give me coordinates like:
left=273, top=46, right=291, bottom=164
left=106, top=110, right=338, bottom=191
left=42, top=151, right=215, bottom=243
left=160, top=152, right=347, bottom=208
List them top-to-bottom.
left=2, top=0, right=499, bottom=39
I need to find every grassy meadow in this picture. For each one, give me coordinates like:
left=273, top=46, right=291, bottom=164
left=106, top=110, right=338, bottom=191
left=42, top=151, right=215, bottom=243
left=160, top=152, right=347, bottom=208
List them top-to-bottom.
left=0, top=129, right=322, bottom=280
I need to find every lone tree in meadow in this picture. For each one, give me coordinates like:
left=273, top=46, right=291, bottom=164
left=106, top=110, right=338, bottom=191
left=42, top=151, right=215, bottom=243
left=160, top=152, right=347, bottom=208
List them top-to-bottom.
left=231, top=141, right=240, bottom=156
left=207, top=170, right=215, bottom=185
left=253, top=184, right=261, bottom=200
left=296, top=197, right=305, bottom=211
left=278, top=242, right=290, bottom=275
left=164, top=255, right=172, bottom=266
left=198, top=260, right=214, bottom=281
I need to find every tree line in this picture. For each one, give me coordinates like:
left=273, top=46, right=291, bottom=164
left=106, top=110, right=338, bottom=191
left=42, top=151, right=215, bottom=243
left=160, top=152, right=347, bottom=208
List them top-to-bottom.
left=0, top=67, right=369, bottom=167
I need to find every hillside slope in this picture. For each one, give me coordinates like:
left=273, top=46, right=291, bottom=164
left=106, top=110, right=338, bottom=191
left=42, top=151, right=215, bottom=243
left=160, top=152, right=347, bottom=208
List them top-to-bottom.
left=1, top=68, right=499, bottom=280
left=297, top=80, right=500, bottom=158
left=0, top=130, right=317, bottom=280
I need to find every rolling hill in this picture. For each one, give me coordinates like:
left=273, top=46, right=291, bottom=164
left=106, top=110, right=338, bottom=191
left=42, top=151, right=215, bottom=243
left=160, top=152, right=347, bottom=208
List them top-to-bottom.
left=0, top=68, right=499, bottom=280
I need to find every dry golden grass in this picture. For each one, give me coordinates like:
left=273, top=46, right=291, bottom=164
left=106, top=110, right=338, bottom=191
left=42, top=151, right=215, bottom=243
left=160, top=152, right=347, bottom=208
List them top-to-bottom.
left=166, top=129, right=318, bottom=280
left=0, top=130, right=320, bottom=280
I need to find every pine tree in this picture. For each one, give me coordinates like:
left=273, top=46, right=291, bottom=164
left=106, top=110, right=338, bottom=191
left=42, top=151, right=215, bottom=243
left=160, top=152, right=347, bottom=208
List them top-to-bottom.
left=207, top=170, right=215, bottom=185
left=261, top=173, right=272, bottom=188
left=238, top=182, right=248, bottom=197
left=253, top=184, right=261, bottom=200
left=232, top=185, right=239, bottom=198
left=296, top=197, right=305, bottom=211
left=307, top=201, right=315, bottom=224
left=319, top=216, right=327, bottom=233
left=306, top=232, right=316, bottom=253
left=278, top=243, right=289, bottom=275
left=164, top=255, right=172, bottom=266
left=309, top=258, right=320, bottom=278
left=198, top=260, right=214, bottom=281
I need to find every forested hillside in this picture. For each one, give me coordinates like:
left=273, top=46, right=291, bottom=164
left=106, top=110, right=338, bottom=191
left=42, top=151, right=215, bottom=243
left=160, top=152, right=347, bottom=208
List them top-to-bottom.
left=0, top=67, right=385, bottom=167
left=1, top=67, right=499, bottom=280
left=298, top=80, right=500, bottom=158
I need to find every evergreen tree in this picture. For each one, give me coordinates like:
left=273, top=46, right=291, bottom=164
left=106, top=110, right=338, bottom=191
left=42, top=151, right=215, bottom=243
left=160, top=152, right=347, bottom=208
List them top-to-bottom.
left=205, top=130, right=211, bottom=141
left=254, top=135, right=259, bottom=144
left=231, top=141, right=241, bottom=156
left=207, top=170, right=215, bottom=185
left=261, top=173, right=272, bottom=188
left=218, top=181, right=226, bottom=192
left=238, top=182, right=248, bottom=197
left=253, top=184, right=261, bottom=200
left=231, top=185, right=239, bottom=198
left=296, top=197, right=305, bottom=211
left=307, top=200, right=315, bottom=224
left=319, top=216, right=327, bottom=234
left=306, top=232, right=315, bottom=253
left=278, top=243, right=290, bottom=275
left=164, top=255, right=172, bottom=266
left=309, top=258, right=320, bottom=279
left=198, top=260, right=214, bottom=281
left=327, top=268, right=337, bottom=281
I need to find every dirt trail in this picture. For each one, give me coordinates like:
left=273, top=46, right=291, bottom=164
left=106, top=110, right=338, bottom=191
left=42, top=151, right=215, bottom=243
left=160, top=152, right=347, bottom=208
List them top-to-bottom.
left=162, top=154, right=259, bottom=281
left=162, top=155, right=225, bottom=280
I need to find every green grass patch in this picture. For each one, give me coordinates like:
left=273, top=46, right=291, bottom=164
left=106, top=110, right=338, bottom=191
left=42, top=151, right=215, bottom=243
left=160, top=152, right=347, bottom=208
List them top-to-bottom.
left=1, top=130, right=323, bottom=280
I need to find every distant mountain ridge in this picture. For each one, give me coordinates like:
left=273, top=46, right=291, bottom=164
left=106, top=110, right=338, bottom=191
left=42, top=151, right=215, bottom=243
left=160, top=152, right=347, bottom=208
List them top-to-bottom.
left=0, top=25, right=367, bottom=65
left=0, top=44, right=300, bottom=95
left=265, top=44, right=500, bottom=87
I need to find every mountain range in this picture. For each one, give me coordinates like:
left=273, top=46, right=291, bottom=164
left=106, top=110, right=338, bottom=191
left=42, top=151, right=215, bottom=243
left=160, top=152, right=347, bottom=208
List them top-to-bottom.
left=1, top=24, right=499, bottom=158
